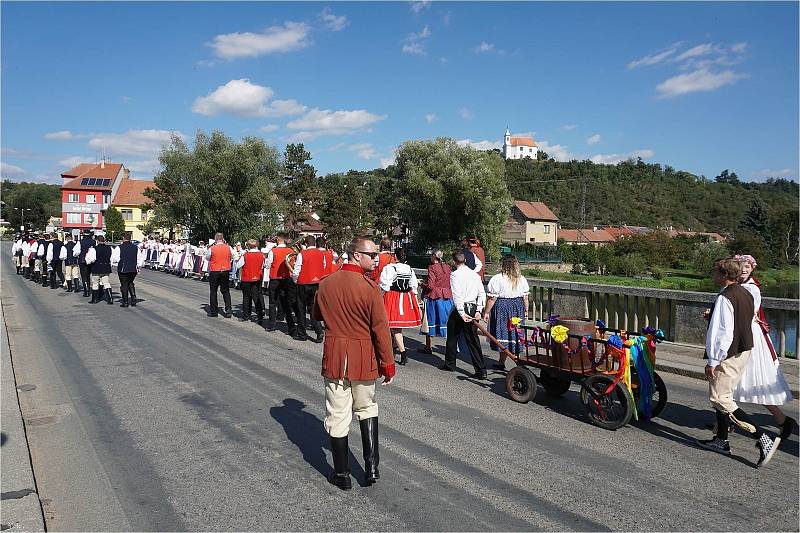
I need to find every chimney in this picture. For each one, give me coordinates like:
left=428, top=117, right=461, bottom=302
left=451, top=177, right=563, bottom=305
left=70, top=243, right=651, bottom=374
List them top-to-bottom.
left=100, top=159, right=105, bottom=169
left=123, top=168, right=130, bottom=180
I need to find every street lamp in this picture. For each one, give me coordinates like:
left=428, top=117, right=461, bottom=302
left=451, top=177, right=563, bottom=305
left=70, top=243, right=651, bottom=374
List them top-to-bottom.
left=13, top=207, right=32, bottom=230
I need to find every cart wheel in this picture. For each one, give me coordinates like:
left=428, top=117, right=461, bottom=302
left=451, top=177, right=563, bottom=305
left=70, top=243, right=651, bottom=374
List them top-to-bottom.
left=506, top=366, right=537, bottom=403
left=539, top=369, right=572, bottom=397
left=632, top=371, right=668, bottom=420
left=580, top=375, right=634, bottom=430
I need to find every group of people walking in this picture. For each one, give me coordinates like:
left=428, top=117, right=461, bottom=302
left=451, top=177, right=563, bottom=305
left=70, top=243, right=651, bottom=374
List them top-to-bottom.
left=12, top=230, right=141, bottom=307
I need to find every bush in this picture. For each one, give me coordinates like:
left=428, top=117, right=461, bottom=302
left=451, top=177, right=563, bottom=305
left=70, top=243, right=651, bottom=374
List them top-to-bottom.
left=690, top=241, right=729, bottom=275
left=621, top=253, right=647, bottom=277
left=571, top=263, right=583, bottom=274
left=651, top=266, right=665, bottom=280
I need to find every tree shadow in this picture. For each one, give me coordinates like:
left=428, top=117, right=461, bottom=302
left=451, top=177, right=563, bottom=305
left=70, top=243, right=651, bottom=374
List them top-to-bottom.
left=269, top=398, right=367, bottom=486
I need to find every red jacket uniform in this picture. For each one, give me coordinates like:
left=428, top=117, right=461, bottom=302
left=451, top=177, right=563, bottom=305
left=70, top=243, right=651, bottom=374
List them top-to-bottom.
left=241, top=251, right=265, bottom=282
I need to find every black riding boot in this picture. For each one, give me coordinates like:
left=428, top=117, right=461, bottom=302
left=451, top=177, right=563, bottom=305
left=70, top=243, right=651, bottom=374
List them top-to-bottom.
left=50, top=271, right=57, bottom=289
left=42, top=273, right=49, bottom=287
left=66, top=280, right=73, bottom=292
left=83, top=283, right=91, bottom=297
left=129, top=286, right=137, bottom=307
left=120, top=287, right=129, bottom=308
left=105, top=288, right=113, bottom=305
left=90, top=289, right=100, bottom=304
left=360, top=417, right=380, bottom=484
left=328, top=436, right=352, bottom=490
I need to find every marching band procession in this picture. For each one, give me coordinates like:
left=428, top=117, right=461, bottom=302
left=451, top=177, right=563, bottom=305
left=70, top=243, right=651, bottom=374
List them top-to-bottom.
left=9, top=229, right=796, bottom=490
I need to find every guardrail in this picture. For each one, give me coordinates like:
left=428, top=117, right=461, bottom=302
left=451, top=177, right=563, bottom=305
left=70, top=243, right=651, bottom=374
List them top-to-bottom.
left=413, top=269, right=799, bottom=357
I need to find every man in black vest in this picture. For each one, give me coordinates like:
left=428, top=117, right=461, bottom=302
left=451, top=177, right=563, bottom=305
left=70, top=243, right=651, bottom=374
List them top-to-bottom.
left=76, top=230, right=96, bottom=297
left=37, top=232, right=49, bottom=286
left=46, top=232, right=66, bottom=289
left=114, top=232, right=140, bottom=308
left=63, top=234, right=80, bottom=292
left=85, top=234, right=114, bottom=304
left=696, top=258, right=779, bottom=467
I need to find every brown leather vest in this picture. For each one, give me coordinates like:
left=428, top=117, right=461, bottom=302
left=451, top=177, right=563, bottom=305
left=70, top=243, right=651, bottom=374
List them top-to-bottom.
left=721, top=283, right=755, bottom=357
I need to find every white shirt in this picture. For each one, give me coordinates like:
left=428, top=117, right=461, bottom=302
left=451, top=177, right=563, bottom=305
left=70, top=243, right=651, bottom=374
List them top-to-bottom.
left=12, top=239, right=21, bottom=256
left=22, top=241, right=31, bottom=256
left=37, top=242, right=46, bottom=257
left=46, top=242, right=68, bottom=262
left=291, top=245, right=315, bottom=282
left=85, top=246, right=97, bottom=265
left=472, top=255, right=483, bottom=273
left=378, top=262, right=419, bottom=293
left=450, top=264, right=486, bottom=318
left=487, top=273, right=530, bottom=299
left=741, top=279, right=762, bottom=315
left=705, top=284, right=748, bottom=368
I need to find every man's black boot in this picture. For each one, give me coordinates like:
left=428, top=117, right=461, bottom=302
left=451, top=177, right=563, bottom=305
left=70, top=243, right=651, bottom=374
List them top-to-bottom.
left=50, top=272, right=57, bottom=289
left=42, top=274, right=49, bottom=287
left=66, top=280, right=73, bottom=292
left=83, top=284, right=91, bottom=297
left=130, top=286, right=137, bottom=307
left=105, top=288, right=114, bottom=305
left=120, top=288, right=129, bottom=308
left=89, top=290, right=100, bottom=304
left=360, top=417, right=380, bottom=484
left=328, top=436, right=352, bottom=490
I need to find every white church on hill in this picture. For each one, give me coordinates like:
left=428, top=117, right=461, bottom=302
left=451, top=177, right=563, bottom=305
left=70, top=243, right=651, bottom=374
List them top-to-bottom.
left=502, top=128, right=538, bottom=160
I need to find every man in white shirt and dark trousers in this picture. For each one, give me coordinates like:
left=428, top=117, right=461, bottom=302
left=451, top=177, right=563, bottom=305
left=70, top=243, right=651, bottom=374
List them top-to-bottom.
left=46, top=232, right=67, bottom=289
left=113, top=232, right=141, bottom=308
left=85, top=234, right=114, bottom=305
left=440, top=250, right=487, bottom=379
left=696, top=258, right=779, bottom=467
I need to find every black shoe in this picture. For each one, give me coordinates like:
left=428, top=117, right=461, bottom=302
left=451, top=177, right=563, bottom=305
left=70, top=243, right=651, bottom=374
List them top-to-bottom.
left=66, top=281, right=73, bottom=292
left=83, top=287, right=91, bottom=297
left=129, top=287, right=137, bottom=306
left=105, top=288, right=113, bottom=304
left=89, top=290, right=100, bottom=304
left=120, top=301, right=129, bottom=308
left=223, top=310, right=232, bottom=318
left=208, top=312, right=219, bottom=318
left=238, top=316, right=250, bottom=322
left=256, top=316, right=264, bottom=325
left=266, top=321, right=277, bottom=331
left=293, top=333, right=307, bottom=342
left=312, top=334, right=324, bottom=344
left=398, top=351, right=408, bottom=366
left=438, top=363, right=455, bottom=372
left=471, top=371, right=488, bottom=380
left=780, top=416, right=797, bottom=441
left=360, top=417, right=380, bottom=485
left=756, top=433, right=778, bottom=468
left=328, top=436, right=352, bottom=491
left=695, top=437, right=731, bottom=456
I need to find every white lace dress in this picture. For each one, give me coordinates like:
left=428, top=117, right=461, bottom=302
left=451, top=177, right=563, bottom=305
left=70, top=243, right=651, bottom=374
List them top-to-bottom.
left=733, top=280, right=793, bottom=405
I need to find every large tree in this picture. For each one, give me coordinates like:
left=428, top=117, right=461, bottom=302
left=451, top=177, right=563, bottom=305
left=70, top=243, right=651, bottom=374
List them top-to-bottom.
left=145, top=130, right=284, bottom=243
left=395, top=138, right=512, bottom=255
left=280, top=143, right=321, bottom=236
left=317, top=171, right=374, bottom=251
left=1, top=182, right=61, bottom=231
left=104, top=206, right=126, bottom=242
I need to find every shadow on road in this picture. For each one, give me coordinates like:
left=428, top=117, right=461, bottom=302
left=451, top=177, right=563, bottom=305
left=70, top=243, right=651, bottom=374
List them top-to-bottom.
left=269, top=398, right=368, bottom=486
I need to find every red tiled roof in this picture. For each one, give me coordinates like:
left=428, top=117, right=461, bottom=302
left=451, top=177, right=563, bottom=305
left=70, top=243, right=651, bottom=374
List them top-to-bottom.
left=509, top=136, right=537, bottom=147
left=61, top=162, right=124, bottom=190
left=61, top=163, right=96, bottom=178
left=113, top=179, right=155, bottom=206
left=513, top=200, right=558, bottom=221
left=603, top=226, right=635, bottom=240
left=559, top=228, right=615, bottom=243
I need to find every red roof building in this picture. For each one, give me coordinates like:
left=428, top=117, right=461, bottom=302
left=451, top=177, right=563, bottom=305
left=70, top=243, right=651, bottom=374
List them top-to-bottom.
left=61, top=161, right=127, bottom=233
left=559, top=228, right=616, bottom=247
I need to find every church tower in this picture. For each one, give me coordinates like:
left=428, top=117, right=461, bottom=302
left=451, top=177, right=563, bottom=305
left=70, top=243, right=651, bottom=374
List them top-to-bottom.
left=503, top=127, right=511, bottom=158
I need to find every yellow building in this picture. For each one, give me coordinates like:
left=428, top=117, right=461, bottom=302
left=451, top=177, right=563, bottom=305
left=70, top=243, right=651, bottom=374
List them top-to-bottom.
left=111, top=175, right=155, bottom=241
left=502, top=200, right=559, bottom=245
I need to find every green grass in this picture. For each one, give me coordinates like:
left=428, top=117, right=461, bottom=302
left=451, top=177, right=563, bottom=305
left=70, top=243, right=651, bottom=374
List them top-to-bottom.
left=521, top=266, right=799, bottom=295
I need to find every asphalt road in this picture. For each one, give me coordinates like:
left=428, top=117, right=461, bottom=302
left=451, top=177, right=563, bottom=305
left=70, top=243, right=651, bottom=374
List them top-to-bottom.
left=3, top=263, right=798, bottom=532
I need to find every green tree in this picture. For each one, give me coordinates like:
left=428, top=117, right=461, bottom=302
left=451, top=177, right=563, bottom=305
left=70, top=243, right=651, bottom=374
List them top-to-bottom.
left=145, top=130, right=283, bottom=242
left=395, top=138, right=512, bottom=255
left=281, top=143, right=320, bottom=235
left=317, top=172, right=373, bottom=251
left=0, top=182, right=61, bottom=231
left=738, top=197, right=770, bottom=246
left=104, top=206, right=126, bottom=242
left=767, top=208, right=799, bottom=265
left=727, top=230, right=770, bottom=268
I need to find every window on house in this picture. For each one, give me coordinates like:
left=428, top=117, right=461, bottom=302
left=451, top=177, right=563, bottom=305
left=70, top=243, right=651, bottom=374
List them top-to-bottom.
left=519, top=146, right=524, bottom=151
left=68, top=193, right=79, bottom=202
left=103, top=193, right=110, bottom=204
left=86, top=194, right=97, bottom=203
left=121, top=209, right=133, bottom=221
left=141, top=211, right=149, bottom=221
left=66, top=213, right=81, bottom=224
left=84, top=213, right=97, bottom=225
left=544, top=225, right=550, bottom=234
left=529, top=237, right=536, bottom=242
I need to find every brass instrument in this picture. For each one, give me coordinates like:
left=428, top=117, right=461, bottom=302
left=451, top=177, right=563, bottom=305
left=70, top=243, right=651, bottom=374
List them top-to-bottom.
left=284, top=241, right=303, bottom=271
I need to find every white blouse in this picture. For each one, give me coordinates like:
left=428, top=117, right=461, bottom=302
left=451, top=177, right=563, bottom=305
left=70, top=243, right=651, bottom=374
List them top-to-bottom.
left=487, top=273, right=530, bottom=299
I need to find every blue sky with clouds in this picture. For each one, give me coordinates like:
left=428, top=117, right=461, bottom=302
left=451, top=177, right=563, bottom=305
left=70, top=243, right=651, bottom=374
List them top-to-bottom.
left=2, top=1, right=797, bottom=184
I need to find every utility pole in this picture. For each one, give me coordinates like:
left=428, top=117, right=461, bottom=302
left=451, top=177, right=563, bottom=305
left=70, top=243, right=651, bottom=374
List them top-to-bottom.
left=579, top=177, right=587, bottom=243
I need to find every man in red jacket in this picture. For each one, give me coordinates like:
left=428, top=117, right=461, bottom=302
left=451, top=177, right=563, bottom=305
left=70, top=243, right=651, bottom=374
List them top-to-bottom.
left=205, top=232, right=233, bottom=318
left=265, top=232, right=299, bottom=336
left=292, top=234, right=326, bottom=343
left=312, top=236, right=395, bottom=490
left=237, top=239, right=266, bottom=324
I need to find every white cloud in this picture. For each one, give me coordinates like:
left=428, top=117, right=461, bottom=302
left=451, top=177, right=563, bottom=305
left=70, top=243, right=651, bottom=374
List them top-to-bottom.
left=410, top=1, right=431, bottom=14
left=319, top=8, right=348, bottom=31
left=208, top=22, right=311, bottom=60
left=402, top=25, right=431, bottom=55
left=474, top=41, right=495, bottom=54
left=627, top=42, right=683, bottom=69
left=731, top=42, right=748, bottom=54
left=674, top=43, right=714, bottom=62
left=656, top=68, right=747, bottom=98
left=192, top=79, right=306, bottom=118
left=121, top=96, right=132, bottom=104
left=459, top=107, right=474, bottom=120
left=286, top=108, right=386, bottom=140
left=425, top=113, right=437, bottom=123
left=259, top=124, right=279, bottom=133
left=559, top=124, right=577, bottom=131
left=87, top=129, right=184, bottom=158
left=44, top=130, right=74, bottom=140
left=586, top=134, right=601, bottom=146
left=456, top=139, right=501, bottom=151
left=537, top=140, right=573, bottom=162
left=347, top=143, right=377, bottom=160
left=590, top=149, right=655, bottom=165
left=58, top=156, right=92, bottom=168
left=380, top=156, right=396, bottom=169
left=126, top=159, right=161, bottom=178
left=0, top=162, right=26, bottom=177
left=754, top=168, right=793, bottom=179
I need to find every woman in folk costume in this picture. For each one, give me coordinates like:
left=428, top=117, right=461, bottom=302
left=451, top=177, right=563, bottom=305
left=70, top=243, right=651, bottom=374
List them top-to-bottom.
left=148, top=238, right=159, bottom=268
left=370, top=238, right=396, bottom=283
left=157, top=239, right=169, bottom=271
left=179, top=241, right=194, bottom=277
left=193, top=241, right=206, bottom=279
left=230, top=242, right=243, bottom=289
left=379, top=248, right=422, bottom=366
left=419, top=249, right=453, bottom=354
left=482, top=254, right=530, bottom=369
left=733, top=254, right=796, bottom=442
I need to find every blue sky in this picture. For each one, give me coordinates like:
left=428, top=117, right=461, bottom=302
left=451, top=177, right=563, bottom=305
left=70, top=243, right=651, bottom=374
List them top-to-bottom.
left=2, top=1, right=798, bottom=184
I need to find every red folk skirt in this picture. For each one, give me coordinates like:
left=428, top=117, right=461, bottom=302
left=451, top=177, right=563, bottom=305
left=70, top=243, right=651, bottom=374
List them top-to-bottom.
left=383, top=290, right=422, bottom=328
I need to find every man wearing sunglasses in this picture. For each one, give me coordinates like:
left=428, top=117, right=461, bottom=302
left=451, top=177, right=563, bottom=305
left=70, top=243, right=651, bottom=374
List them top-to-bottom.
left=312, top=236, right=395, bottom=491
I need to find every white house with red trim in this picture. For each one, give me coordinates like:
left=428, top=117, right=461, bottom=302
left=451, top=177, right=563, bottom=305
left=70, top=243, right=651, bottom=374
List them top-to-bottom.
left=502, top=128, right=538, bottom=160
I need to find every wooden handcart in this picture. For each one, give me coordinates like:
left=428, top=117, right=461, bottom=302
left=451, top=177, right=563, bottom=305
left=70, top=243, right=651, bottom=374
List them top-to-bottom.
left=475, top=317, right=668, bottom=430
